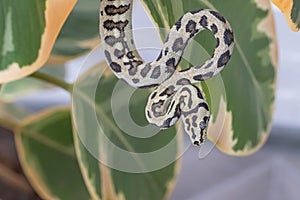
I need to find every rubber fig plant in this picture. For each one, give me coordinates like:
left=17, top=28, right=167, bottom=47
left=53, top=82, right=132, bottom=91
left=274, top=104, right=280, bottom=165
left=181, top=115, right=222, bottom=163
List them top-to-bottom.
left=0, top=0, right=299, bottom=199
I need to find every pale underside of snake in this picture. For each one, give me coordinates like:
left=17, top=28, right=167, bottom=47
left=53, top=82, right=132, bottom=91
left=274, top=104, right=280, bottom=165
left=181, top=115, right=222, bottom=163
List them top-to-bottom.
left=99, top=0, right=234, bottom=146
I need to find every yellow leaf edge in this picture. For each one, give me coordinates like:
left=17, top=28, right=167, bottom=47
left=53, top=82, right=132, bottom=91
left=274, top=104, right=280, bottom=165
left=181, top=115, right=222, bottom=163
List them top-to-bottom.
left=272, top=0, right=299, bottom=31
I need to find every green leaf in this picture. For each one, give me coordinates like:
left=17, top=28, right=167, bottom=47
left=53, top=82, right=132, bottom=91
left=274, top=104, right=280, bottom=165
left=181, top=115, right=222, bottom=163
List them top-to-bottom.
left=0, top=0, right=76, bottom=83
left=0, top=0, right=45, bottom=70
left=49, top=0, right=100, bottom=64
left=141, top=0, right=277, bottom=155
left=272, top=0, right=300, bottom=31
left=72, top=63, right=179, bottom=200
left=0, top=64, right=66, bottom=101
left=0, top=100, right=28, bottom=130
left=14, top=107, right=90, bottom=200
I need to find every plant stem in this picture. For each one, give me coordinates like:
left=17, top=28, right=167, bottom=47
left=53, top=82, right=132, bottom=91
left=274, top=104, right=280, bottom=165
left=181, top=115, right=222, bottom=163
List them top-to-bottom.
left=30, top=71, right=73, bottom=93
left=0, top=117, right=19, bottom=131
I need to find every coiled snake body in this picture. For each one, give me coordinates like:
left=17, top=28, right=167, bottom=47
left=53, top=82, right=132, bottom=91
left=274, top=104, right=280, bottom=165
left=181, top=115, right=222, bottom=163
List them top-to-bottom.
left=100, top=0, right=234, bottom=146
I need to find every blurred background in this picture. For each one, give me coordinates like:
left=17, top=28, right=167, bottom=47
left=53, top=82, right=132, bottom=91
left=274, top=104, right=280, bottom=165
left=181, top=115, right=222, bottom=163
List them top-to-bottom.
left=0, top=1, right=299, bottom=200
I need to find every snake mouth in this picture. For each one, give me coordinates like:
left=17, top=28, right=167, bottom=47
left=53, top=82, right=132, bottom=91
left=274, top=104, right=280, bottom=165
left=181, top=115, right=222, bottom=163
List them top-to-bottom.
left=193, top=141, right=200, bottom=146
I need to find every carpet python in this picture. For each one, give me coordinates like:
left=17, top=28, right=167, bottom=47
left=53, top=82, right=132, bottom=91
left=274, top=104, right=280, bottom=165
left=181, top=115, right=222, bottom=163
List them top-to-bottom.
left=99, top=0, right=234, bottom=146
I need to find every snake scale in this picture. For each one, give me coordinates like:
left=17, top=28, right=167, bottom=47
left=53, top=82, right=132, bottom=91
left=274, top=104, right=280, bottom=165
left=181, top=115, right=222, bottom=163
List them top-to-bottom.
left=99, top=0, right=234, bottom=146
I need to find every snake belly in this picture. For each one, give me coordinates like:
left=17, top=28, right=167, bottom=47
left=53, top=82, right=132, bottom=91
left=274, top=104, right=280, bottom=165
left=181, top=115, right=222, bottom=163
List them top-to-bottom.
left=99, top=0, right=234, bottom=146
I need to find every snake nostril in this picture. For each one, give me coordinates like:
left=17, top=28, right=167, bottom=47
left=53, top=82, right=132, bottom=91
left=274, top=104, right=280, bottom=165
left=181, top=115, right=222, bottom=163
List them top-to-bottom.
left=194, top=141, right=200, bottom=146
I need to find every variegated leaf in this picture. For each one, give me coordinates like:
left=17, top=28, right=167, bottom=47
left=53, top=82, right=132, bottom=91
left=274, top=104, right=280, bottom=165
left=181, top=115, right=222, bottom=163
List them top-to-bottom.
left=0, top=0, right=76, bottom=83
left=141, top=0, right=278, bottom=155
left=72, top=62, right=180, bottom=200
left=14, top=107, right=90, bottom=200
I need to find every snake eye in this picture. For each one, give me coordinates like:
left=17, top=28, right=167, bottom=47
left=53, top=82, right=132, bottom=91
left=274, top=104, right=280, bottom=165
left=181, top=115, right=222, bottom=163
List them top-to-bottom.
left=199, top=121, right=207, bottom=129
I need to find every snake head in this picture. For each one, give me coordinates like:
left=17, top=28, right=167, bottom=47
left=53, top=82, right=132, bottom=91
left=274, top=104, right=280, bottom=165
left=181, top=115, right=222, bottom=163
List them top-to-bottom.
left=189, top=115, right=210, bottom=147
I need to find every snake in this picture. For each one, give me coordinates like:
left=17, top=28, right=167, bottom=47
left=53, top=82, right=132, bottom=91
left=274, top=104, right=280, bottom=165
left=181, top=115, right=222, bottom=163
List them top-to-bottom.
left=99, top=0, right=234, bottom=146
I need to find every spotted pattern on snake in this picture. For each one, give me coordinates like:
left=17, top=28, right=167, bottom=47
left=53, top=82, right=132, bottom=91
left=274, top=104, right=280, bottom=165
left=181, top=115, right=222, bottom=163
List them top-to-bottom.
left=99, top=0, right=234, bottom=146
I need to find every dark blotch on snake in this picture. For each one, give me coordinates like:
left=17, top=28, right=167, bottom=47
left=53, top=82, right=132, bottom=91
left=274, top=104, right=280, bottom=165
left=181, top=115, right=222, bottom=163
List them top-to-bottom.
left=104, top=4, right=130, bottom=16
left=209, top=10, right=226, bottom=23
left=199, top=15, right=208, bottom=27
left=175, top=16, right=183, bottom=31
left=103, top=20, right=129, bottom=31
left=186, top=20, right=198, bottom=37
left=210, top=24, right=218, bottom=34
left=224, top=29, right=234, bottom=46
left=104, top=35, right=118, bottom=47
left=216, top=37, right=220, bottom=48
left=172, top=38, right=184, bottom=52
left=114, top=49, right=125, bottom=58
left=104, top=50, right=112, bottom=63
left=217, top=50, right=231, bottom=68
left=127, top=51, right=135, bottom=59
left=166, top=58, right=176, bottom=69
left=110, top=62, right=122, bottom=73
left=140, top=63, right=151, bottom=77
left=128, top=66, right=138, bottom=76
left=150, top=66, right=161, bottom=79
left=193, top=72, right=214, bottom=81
left=132, top=78, right=140, bottom=84
left=176, top=78, right=191, bottom=85
left=199, top=102, right=209, bottom=111
left=192, top=115, right=198, bottom=127
left=185, top=118, right=191, bottom=131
